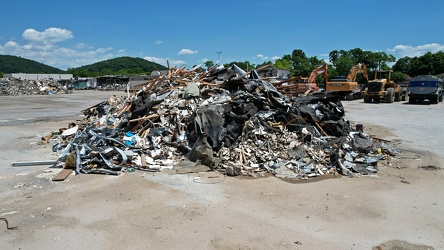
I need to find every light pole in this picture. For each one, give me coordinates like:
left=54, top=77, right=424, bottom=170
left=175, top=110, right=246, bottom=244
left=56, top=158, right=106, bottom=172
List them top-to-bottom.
left=217, top=51, right=222, bottom=66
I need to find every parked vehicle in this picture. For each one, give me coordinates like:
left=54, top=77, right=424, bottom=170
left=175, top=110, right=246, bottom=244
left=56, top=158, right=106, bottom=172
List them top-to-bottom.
left=326, top=63, right=368, bottom=100
left=362, top=70, right=408, bottom=103
left=408, top=75, right=443, bottom=104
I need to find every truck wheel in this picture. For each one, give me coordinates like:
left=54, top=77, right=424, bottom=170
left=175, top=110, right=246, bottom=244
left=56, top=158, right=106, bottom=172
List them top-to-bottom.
left=385, top=88, right=394, bottom=103
left=394, top=91, right=401, bottom=102
left=345, top=94, right=354, bottom=100
left=401, top=94, right=407, bottom=101
left=439, top=94, right=443, bottom=102
left=363, top=95, right=372, bottom=103
left=431, top=95, right=439, bottom=104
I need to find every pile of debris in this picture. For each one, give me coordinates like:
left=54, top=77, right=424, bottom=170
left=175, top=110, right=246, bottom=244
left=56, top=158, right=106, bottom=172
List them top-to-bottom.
left=45, top=65, right=397, bottom=180
left=0, top=78, right=72, bottom=96
left=96, top=83, right=127, bottom=91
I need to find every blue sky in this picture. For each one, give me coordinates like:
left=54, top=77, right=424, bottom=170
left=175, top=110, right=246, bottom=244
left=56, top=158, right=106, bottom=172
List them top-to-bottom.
left=1, top=0, right=443, bottom=70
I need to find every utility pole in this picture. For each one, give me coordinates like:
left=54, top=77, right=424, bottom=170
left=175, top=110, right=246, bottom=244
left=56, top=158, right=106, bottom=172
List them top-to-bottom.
left=217, top=51, right=222, bottom=66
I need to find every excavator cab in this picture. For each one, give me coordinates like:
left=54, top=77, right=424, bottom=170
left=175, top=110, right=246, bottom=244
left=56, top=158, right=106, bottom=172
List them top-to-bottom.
left=326, top=64, right=367, bottom=100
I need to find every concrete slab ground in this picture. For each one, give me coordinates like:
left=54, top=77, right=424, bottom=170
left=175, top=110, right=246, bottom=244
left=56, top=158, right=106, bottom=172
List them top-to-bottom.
left=0, top=92, right=442, bottom=250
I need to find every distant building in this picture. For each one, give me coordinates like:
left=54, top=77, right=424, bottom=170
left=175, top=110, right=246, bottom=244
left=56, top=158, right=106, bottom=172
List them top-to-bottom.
left=257, top=68, right=290, bottom=79
left=3, top=73, right=73, bottom=80
left=96, top=75, right=130, bottom=86
left=128, top=75, right=152, bottom=90
left=69, top=78, right=97, bottom=89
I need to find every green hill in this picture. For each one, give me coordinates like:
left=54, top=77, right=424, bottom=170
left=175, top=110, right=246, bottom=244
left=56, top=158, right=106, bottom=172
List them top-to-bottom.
left=0, top=55, right=65, bottom=74
left=0, top=55, right=168, bottom=77
left=67, top=56, right=168, bottom=77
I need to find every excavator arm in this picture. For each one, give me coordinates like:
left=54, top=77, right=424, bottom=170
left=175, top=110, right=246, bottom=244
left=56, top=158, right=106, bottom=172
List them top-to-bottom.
left=308, top=64, right=328, bottom=84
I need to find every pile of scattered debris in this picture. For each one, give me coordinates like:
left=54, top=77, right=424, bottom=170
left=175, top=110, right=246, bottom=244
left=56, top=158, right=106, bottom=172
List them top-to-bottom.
left=45, top=65, right=397, bottom=180
left=0, top=78, right=72, bottom=96
left=96, top=83, right=127, bottom=91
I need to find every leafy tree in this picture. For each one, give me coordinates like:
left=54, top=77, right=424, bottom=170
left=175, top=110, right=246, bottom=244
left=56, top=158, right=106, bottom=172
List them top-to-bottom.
left=328, top=48, right=396, bottom=79
left=349, top=48, right=365, bottom=63
left=291, top=49, right=310, bottom=76
left=329, top=50, right=354, bottom=76
left=373, top=51, right=396, bottom=70
left=432, top=51, right=444, bottom=75
left=392, top=52, right=444, bottom=76
left=408, top=52, right=434, bottom=76
left=274, top=54, right=292, bottom=70
left=307, top=56, right=325, bottom=70
left=392, top=56, right=411, bottom=73
left=204, top=60, right=214, bottom=70
left=224, top=61, right=255, bottom=71
left=256, top=61, right=271, bottom=69
left=128, top=67, right=143, bottom=75
left=100, top=68, right=113, bottom=76
left=79, top=69, right=92, bottom=77
left=392, top=71, right=408, bottom=83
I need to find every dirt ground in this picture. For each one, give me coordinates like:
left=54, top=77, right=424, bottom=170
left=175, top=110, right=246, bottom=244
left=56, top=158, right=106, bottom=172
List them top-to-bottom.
left=0, top=91, right=442, bottom=250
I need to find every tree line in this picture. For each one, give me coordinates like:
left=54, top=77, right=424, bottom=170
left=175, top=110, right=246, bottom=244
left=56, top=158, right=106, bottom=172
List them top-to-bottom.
left=204, top=49, right=444, bottom=84
left=2, top=51, right=443, bottom=80
left=393, top=52, right=444, bottom=77
left=0, top=55, right=65, bottom=76
left=66, top=56, right=167, bottom=77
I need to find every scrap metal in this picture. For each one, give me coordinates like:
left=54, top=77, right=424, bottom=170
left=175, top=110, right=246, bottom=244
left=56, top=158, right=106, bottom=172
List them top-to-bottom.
left=43, top=64, right=394, bottom=180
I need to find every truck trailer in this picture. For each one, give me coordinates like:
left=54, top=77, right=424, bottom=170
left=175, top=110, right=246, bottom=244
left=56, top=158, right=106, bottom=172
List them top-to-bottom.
left=408, top=75, right=443, bottom=104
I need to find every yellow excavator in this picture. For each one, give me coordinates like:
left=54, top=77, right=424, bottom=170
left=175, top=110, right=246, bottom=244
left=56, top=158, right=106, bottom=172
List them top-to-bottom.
left=273, top=64, right=328, bottom=96
left=297, top=64, right=328, bottom=93
left=326, top=64, right=368, bottom=100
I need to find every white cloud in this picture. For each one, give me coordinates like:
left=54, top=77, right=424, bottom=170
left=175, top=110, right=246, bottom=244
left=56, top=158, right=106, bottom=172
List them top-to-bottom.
left=0, top=27, right=120, bottom=70
left=22, top=27, right=73, bottom=44
left=154, top=40, right=163, bottom=45
left=3, top=41, right=20, bottom=49
left=23, top=43, right=54, bottom=51
left=75, top=43, right=93, bottom=50
left=387, top=43, right=444, bottom=58
left=96, top=47, right=112, bottom=53
left=118, top=49, right=125, bottom=54
left=178, top=49, right=198, bottom=55
left=255, top=54, right=269, bottom=60
left=144, top=56, right=186, bottom=67
left=271, top=56, right=281, bottom=61
left=200, top=58, right=209, bottom=63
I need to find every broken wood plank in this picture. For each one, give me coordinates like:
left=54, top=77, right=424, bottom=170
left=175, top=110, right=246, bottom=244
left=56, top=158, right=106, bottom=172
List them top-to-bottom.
left=129, top=114, right=159, bottom=122
left=52, top=169, right=72, bottom=181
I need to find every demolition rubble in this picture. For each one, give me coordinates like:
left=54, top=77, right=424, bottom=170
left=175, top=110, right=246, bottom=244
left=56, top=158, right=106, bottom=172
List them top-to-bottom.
left=44, top=65, right=397, bottom=180
left=0, top=77, right=127, bottom=96
left=0, top=78, right=72, bottom=96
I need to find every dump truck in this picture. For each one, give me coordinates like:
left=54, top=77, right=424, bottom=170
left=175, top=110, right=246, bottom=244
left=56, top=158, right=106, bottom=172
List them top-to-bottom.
left=326, top=64, right=368, bottom=100
left=362, top=70, right=408, bottom=103
left=408, top=75, right=443, bottom=104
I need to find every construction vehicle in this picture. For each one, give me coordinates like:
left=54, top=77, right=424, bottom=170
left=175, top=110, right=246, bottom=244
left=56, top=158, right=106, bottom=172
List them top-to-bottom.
left=326, top=63, right=368, bottom=100
left=273, top=64, right=327, bottom=96
left=362, top=70, right=408, bottom=103
left=408, top=75, right=443, bottom=104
